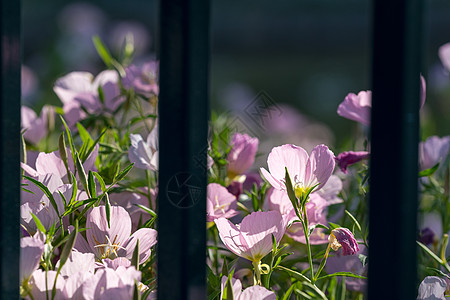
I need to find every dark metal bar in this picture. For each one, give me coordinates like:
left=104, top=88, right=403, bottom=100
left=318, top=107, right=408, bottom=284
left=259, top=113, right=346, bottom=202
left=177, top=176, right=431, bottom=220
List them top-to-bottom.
left=0, top=0, right=21, bottom=299
left=157, top=0, right=209, bottom=299
left=369, top=0, right=423, bottom=299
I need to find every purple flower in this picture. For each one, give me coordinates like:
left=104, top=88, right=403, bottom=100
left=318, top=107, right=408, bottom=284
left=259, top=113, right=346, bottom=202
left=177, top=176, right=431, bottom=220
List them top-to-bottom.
left=439, top=42, right=450, bottom=72
left=123, top=61, right=159, bottom=97
left=53, top=70, right=124, bottom=126
left=338, top=78, right=426, bottom=126
left=337, top=91, right=372, bottom=126
left=21, top=105, right=54, bottom=145
left=128, top=125, right=158, bottom=171
left=227, top=133, right=259, bottom=178
left=419, top=135, right=450, bottom=171
left=260, top=144, right=335, bottom=198
left=335, top=151, right=370, bottom=174
left=207, top=183, right=238, bottom=221
left=73, top=206, right=157, bottom=263
left=214, top=211, right=286, bottom=262
left=329, top=228, right=359, bottom=256
left=417, top=276, right=447, bottom=300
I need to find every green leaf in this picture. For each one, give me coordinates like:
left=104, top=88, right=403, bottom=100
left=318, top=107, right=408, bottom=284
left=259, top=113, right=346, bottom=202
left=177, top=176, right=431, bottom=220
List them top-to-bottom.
left=92, top=35, right=114, bottom=68
left=59, top=115, right=77, bottom=170
left=76, top=122, right=94, bottom=160
left=59, top=132, right=71, bottom=183
left=75, top=153, right=89, bottom=197
left=418, top=162, right=440, bottom=177
left=114, top=163, right=134, bottom=182
left=284, top=167, right=299, bottom=212
left=88, top=171, right=97, bottom=199
left=92, top=171, right=106, bottom=192
left=68, top=173, right=78, bottom=207
left=105, top=193, right=111, bottom=228
left=135, top=204, right=157, bottom=218
left=345, top=210, right=362, bottom=233
left=30, top=212, right=46, bottom=234
left=58, top=220, right=78, bottom=268
left=328, top=222, right=341, bottom=230
left=308, top=223, right=329, bottom=236
left=131, top=239, right=140, bottom=270
left=417, top=241, right=443, bottom=264
left=273, top=253, right=293, bottom=269
left=276, top=265, right=311, bottom=283
left=426, top=267, right=450, bottom=280
left=316, top=272, right=367, bottom=281
left=132, top=280, right=141, bottom=300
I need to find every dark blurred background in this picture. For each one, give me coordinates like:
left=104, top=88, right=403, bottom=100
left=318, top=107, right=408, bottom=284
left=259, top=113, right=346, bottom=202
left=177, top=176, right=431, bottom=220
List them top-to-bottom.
left=22, top=0, right=450, bottom=153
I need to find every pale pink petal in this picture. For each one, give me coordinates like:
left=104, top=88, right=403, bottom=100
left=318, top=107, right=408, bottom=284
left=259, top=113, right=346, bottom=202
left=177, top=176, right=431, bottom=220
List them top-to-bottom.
left=439, top=42, right=450, bottom=72
left=92, top=70, right=119, bottom=88
left=54, top=71, right=95, bottom=104
left=420, top=74, right=426, bottom=109
left=337, top=91, right=371, bottom=126
left=129, top=133, right=154, bottom=170
left=227, top=133, right=259, bottom=176
left=267, top=144, right=308, bottom=186
left=304, top=144, right=335, bottom=190
left=35, top=151, right=67, bottom=179
left=260, top=167, right=283, bottom=190
left=316, top=175, right=343, bottom=204
left=207, top=183, right=238, bottom=221
left=239, top=211, right=285, bottom=262
left=214, top=218, right=246, bottom=258
left=120, top=228, right=157, bottom=263
left=20, top=236, right=45, bottom=281
left=58, top=251, right=96, bottom=277
left=101, top=257, right=131, bottom=270
left=29, top=269, right=65, bottom=300
left=62, top=271, right=93, bottom=299
left=417, top=276, right=447, bottom=300
left=239, top=285, right=276, bottom=300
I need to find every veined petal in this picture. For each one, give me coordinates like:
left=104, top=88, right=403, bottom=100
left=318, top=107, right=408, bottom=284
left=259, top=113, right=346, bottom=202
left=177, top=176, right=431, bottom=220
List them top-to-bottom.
left=267, top=144, right=308, bottom=185
left=304, top=144, right=335, bottom=191
left=260, top=167, right=282, bottom=190
left=215, top=218, right=246, bottom=258
left=120, top=228, right=157, bottom=263
left=239, top=285, right=276, bottom=300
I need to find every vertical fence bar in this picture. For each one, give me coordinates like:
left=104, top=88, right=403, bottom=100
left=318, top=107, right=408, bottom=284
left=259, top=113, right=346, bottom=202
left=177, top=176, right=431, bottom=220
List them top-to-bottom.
left=0, top=0, right=21, bottom=299
left=158, top=0, right=209, bottom=299
left=369, top=0, right=423, bottom=299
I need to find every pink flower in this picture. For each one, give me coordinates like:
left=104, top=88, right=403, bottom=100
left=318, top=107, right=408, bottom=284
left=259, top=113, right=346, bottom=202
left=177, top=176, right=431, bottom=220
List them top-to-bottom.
left=439, top=43, right=450, bottom=72
left=123, top=61, right=159, bottom=97
left=53, top=70, right=124, bottom=126
left=338, top=77, right=426, bottom=126
left=337, top=91, right=372, bottom=126
left=21, top=105, right=54, bottom=145
left=128, top=125, right=158, bottom=171
left=227, top=133, right=259, bottom=177
left=419, top=135, right=450, bottom=171
left=260, top=144, right=335, bottom=198
left=335, top=151, right=370, bottom=174
left=207, top=183, right=239, bottom=221
left=268, top=189, right=330, bottom=244
left=73, top=206, right=157, bottom=263
left=214, top=211, right=286, bottom=262
left=329, top=228, right=359, bottom=256
left=20, top=235, right=45, bottom=283
left=28, top=270, right=65, bottom=299
left=220, top=276, right=276, bottom=300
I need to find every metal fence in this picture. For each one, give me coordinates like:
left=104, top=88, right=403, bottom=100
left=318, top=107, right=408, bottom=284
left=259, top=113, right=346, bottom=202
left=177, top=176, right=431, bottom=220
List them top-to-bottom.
left=0, top=0, right=422, bottom=299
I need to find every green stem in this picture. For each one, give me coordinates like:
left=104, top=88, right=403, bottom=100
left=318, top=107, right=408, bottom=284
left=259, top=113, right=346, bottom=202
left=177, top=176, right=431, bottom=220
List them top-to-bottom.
left=146, top=170, right=153, bottom=211
left=301, top=201, right=315, bottom=281
left=313, top=243, right=331, bottom=283
left=252, top=260, right=262, bottom=285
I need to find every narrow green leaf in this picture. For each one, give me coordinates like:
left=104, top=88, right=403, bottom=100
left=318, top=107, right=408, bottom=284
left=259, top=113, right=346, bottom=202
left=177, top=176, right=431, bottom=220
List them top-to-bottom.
left=92, top=35, right=113, bottom=68
left=59, top=115, right=76, bottom=170
left=76, top=122, right=94, bottom=161
left=59, top=132, right=71, bottom=184
left=75, top=153, right=89, bottom=197
left=418, top=162, right=440, bottom=177
left=114, top=163, right=134, bottom=182
left=284, top=167, right=299, bottom=212
left=88, top=171, right=97, bottom=199
left=92, top=171, right=106, bottom=193
left=68, top=173, right=78, bottom=207
left=105, top=193, right=111, bottom=228
left=135, top=204, right=157, bottom=218
left=345, top=210, right=362, bottom=233
left=30, top=212, right=46, bottom=234
left=59, top=220, right=78, bottom=267
left=328, top=222, right=341, bottom=230
left=309, top=223, right=330, bottom=236
left=131, top=239, right=140, bottom=270
left=417, top=241, right=443, bottom=264
left=273, top=253, right=293, bottom=269
left=221, top=259, right=229, bottom=278
left=276, top=265, right=311, bottom=283
left=316, top=272, right=367, bottom=281
left=132, top=281, right=141, bottom=300
left=282, top=283, right=296, bottom=300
